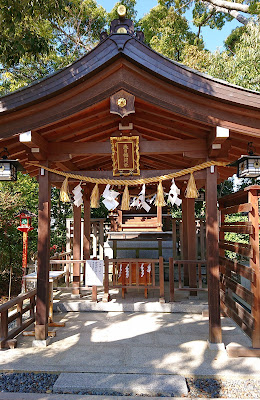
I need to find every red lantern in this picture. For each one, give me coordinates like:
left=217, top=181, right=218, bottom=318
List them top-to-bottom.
left=16, top=209, right=36, bottom=289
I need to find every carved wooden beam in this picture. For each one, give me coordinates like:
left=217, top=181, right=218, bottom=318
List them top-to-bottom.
left=208, top=126, right=230, bottom=157
left=19, top=130, right=48, bottom=160
left=47, top=139, right=207, bottom=159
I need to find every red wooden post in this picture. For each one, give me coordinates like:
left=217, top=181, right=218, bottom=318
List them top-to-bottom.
left=35, top=164, right=50, bottom=341
left=206, top=166, right=222, bottom=343
left=246, top=186, right=260, bottom=348
left=182, top=198, right=189, bottom=285
left=187, top=198, right=197, bottom=295
left=73, top=204, right=81, bottom=296
left=157, top=205, right=163, bottom=230
left=172, top=219, right=177, bottom=259
left=103, top=256, right=110, bottom=302
left=159, top=256, right=164, bottom=301
left=169, top=257, right=175, bottom=302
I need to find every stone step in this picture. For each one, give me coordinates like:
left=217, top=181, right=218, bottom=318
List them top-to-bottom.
left=54, top=300, right=207, bottom=314
left=53, top=372, right=188, bottom=397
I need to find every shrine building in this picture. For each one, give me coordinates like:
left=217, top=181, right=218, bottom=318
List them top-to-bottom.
left=0, top=6, right=260, bottom=353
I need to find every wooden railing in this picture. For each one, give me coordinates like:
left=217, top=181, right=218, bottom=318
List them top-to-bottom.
left=218, top=186, right=260, bottom=347
left=50, top=251, right=72, bottom=287
left=104, top=257, right=164, bottom=301
left=169, top=259, right=207, bottom=302
left=0, top=289, right=36, bottom=349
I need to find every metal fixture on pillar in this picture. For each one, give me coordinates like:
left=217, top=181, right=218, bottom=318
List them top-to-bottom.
left=230, top=142, right=260, bottom=178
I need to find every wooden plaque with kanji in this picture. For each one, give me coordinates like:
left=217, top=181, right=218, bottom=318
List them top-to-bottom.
left=110, top=136, right=140, bottom=176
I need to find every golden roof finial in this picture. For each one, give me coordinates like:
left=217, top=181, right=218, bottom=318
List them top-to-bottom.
left=117, top=4, right=126, bottom=19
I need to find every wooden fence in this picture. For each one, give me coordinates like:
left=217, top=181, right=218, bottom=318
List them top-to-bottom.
left=218, top=186, right=260, bottom=348
left=50, top=250, right=72, bottom=286
left=104, top=257, right=164, bottom=301
left=169, top=259, right=207, bottom=301
left=0, top=289, right=36, bottom=349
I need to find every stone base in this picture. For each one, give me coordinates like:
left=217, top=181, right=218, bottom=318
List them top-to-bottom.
left=102, top=293, right=110, bottom=302
left=71, top=294, right=81, bottom=299
left=159, top=297, right=166, bottom=304
left=32, top=338, right=51, bottom=348
left=207, top=340, right=226, bottom=351
left=226, top=342, right=260, bottom=357
left=53, top=372, right=188, bottom=397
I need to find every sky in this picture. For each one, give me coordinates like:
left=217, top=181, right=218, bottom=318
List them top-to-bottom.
left=97, top=0, right=240, bottom=52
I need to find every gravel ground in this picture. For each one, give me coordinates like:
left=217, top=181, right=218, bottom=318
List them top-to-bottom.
left=0, top=373, right=58, bottom=394
left=1, top=373, right=260, bottom=397
left=186, top=378, right=260, bottom=398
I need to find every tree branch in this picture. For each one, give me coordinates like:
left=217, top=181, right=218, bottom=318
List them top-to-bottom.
left=204, top=0, right=249, bottom=13
left=206, top=3, right=250, bottom=24
left=50, top=21, right=90, bottom=51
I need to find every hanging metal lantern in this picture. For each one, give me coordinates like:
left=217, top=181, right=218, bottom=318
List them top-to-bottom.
left=230, top=142, right=260, bottom=178
left=0, top=148, right=21, bottom=181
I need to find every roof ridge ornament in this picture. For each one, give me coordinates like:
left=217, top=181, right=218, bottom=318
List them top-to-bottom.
left=118, top=5, right=127, bottom=19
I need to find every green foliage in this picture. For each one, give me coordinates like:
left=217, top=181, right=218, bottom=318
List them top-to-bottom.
left=0, top=0, right=106, bottom=94
left=140, top=4, right=204, bottom=61
left=207, top=23, right=260, bottom=90
left=0, top=173, right=38, bottom=272
left=51, top=187, right=72, bottom=252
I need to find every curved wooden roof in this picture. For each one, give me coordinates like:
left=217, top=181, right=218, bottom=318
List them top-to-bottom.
left=0, top=31, right=259, bottom=185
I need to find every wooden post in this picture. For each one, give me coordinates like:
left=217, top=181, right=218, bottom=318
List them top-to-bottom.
left=35, top=164, right=50, bottom=341
left=206, top=166, right=222, bottom=343
left=247, top=187, right=260, bottom=348
left=83, top=188, right=91, bottom=257
left=182, top=198, right=189, bottom=285
left=182, top=198, right=196, bottom=292
left=188, top=198, right=197, bottom=295
left=73, top=204, right=81, bottom=296
left=157, top=205, right=163, bottom=230
left=172, top=219, right=177, bottom=259
left=179, top=219, right=183, bottom=259
left=99, top=220, right=104, bottom=260
left=93, top=223, right=98, bottom=258
left=157, top=237, right=163, bottom=257
left=103, top=256, right=110, bottom=302
left=159, top=256, right=165, bottom=302
left=169, top=257, right=174, bottom=302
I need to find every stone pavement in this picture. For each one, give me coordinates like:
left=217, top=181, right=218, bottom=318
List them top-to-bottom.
left=0, top=310, right=259, bottom=377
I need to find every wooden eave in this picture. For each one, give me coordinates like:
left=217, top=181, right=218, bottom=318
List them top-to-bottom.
left=0, top=32, right=259, bottom=185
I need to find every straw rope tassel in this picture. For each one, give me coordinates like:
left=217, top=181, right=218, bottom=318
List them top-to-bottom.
left=28, top=161, right=227, bottom=186
left=185, top=173, right=199, bottom=198
left=60, top=177, right=70, bottom=202
left=155, top=181, right=166, bottom=207
left=91, top=183, right=99, bottom=208
left=121, top=185, right=130, bottom=210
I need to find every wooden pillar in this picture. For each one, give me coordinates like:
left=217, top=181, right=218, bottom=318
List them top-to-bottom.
left=35, top=164, right=50, bottom=341
left=206, top=166, right=222, bottom=343
left=247, top=187, right=260, bottom=348
left=83, top=188, right=91, bottom=260
left=182, top=197, right=196, bottom=290
left=182, top=199, right=188, bottom=285
left=73, top=204, right=81, bottom=296
left=157, top=205, right=162, bottom=230
left=172, top=219, right=177, bottom=259
left=99, top=220, right=104, bottom=260
left=93, top=223, right=98, bottom=258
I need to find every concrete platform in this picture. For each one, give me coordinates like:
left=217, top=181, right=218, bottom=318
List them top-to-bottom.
left=53, top=286, right=208, bottom=314
left=0, top=311, right=259, bottom=377
left=53, top=372, right=188, bottom=396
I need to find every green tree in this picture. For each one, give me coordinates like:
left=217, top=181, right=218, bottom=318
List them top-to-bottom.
left=0, top=0, right=106, bottom=94
left=160, top=0, right=259, bottom=32
left=140, top=4, right=204, bottom=62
